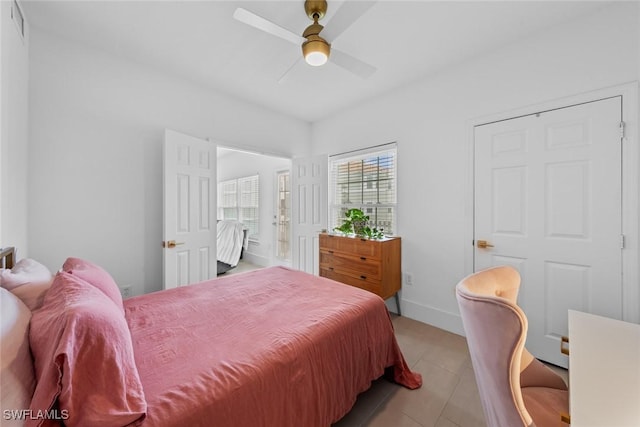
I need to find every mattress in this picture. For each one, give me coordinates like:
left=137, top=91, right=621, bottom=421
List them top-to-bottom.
left=124, top=266, right=421, bottom=427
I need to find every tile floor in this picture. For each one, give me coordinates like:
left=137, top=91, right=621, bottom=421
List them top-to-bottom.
left=220, top=259, right=264, bottom=275
left=334, top=315, right=569, bottom=427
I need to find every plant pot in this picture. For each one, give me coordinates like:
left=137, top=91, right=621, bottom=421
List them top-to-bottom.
left=352, top=220, right=367, bottom=237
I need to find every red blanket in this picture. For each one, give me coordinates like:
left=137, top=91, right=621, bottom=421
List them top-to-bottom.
left=125, top=266, right=421, bottom=427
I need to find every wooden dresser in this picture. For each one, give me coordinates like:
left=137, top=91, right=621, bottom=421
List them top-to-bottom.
left=319, top=233, right=402, bottom=315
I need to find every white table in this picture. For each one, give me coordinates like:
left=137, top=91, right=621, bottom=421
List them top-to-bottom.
left=568, top=310, right=640, bottom=426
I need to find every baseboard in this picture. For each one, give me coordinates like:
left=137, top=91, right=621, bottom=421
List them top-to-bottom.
left=242, top=252, right=269, bottom=267
left=400, top=298, right=466, bottom=337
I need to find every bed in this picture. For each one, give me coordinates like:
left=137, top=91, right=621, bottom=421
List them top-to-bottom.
left=1, top=248, right=421, bottom=427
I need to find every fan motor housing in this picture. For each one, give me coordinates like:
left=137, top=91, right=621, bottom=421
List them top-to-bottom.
left=304, top=0, right=327, bottom=21
left=303, top=22, right=324, bottom=38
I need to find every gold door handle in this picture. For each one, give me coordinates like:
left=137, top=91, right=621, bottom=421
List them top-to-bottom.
left=162, top=240, right=185, bottom=248
left=477, top=240, right=494, bottom=249
left=560, top=336, right=570, bottom=355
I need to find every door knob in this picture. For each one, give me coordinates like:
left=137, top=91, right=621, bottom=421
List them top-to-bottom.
left=162, top=240, right=185, bottom=248
left=477, top=240, right=494, bottom=249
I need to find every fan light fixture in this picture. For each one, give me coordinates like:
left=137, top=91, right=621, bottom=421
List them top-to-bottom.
left=302, top=0, right=330, bottom=66
left=302, top=37, right=330, bottom=66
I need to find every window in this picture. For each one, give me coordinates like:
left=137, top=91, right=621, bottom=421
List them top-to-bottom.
left=329, top=143, right=397, bottom=235
left=276, top=171, right=291, bottom=261
left=217, top=175, right=260, bottom=239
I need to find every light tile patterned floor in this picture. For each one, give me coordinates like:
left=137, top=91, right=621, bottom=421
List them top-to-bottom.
left=333, top=315, right=485, bottom=427
left=334, top=315, right=569, bottom=427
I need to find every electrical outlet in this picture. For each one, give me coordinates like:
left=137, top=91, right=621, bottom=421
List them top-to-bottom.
left=405, top=273, right=413, bottom=286
left=120, top=286, right=132, bottom=298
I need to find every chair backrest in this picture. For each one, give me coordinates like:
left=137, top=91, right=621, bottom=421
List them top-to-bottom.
left=456, top=266, right=533, bottom=427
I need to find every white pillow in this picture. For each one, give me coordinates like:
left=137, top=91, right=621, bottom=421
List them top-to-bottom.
left=0, top=259, right=53, bottom=311
left=0, top=259, right=52, bottom=290
left=1, top=288, right=36, bottom=422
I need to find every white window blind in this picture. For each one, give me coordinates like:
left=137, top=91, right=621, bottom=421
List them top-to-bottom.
left=329, top=143, right=397, bottom=235
left=217, top=175, right=260, bottom=239
left=238, top=175, right=259, bottom=239
left=218, top=180, right=238, bottom=221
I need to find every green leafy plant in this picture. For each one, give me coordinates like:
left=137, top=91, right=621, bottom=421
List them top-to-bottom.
left=334, top=208, right=385, bottom=239
left=361, top=225, right=385, bottom=239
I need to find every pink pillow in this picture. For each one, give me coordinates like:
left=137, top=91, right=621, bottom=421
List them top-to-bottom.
left=62, top=257, right=124, bottom=314
left=29, top=272, right=146, bottom=427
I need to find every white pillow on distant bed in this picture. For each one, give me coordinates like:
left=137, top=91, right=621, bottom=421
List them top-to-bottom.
left=0, top=259, right=53, bottom=311
left=0, top=259, right=51, bottom=290
left=1, top=288, right=36, bottom=419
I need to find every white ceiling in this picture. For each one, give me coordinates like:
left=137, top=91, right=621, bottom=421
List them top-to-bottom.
left=21, top=1, right=613, bottom=122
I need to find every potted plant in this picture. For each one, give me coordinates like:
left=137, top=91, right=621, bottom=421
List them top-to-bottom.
left=334, top=208, right=385, bottom=239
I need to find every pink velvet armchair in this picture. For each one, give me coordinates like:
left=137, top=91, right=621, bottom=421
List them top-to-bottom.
left=456, top=266, right=569, bottom=426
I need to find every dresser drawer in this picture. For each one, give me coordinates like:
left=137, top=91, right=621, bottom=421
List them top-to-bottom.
left=319, top=234, right=381, bottom=259
left=319, top=251, right=381, bottom=280
left=320, top=268, right=383, bottom=296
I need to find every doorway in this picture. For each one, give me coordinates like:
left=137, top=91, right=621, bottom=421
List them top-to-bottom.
left=217, top=147, right=291, bottom=268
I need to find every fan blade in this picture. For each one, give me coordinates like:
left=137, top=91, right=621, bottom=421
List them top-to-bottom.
left=321, top=1, right=377, bottom=42
left=233, top=8, right=305, bottom=46
left=331, top=48, right=376, bottom=79
left=278, top=58, right=303, bottom=85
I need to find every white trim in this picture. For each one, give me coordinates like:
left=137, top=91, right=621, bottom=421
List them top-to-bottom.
left=11, top=0, right=25, bottom=42
left=464, top=82, right=640, bottom=323
left=329, top=141, right=397, bottom=161
left=217, top=142, right=290, bottom=161
left=243, top=251, right=269, bottom=268
left=402, top=298, right=466, bottom=336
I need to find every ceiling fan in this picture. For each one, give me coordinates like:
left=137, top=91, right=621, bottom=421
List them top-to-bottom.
left=233, top=1, right=377, bottom=82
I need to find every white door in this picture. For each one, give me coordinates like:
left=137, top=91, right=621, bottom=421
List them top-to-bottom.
left=474, top=97, right=623, bottom=367
left=163, top=129, right=217, bottom=289
left=291, top=155, right=327, bottom=274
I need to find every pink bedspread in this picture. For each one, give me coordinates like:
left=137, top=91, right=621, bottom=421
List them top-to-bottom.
left=125, top=266, right=421, bottom=427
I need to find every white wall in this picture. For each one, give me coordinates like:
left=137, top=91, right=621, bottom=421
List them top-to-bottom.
left=1, top=0, right=29, bottom=255
left=311, top=2, right=640, bottom=333
left=28, top=30, right=310, bottom=295
left=217, top=149, right=290, bottom=266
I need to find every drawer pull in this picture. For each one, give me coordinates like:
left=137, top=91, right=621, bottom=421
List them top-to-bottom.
left=328, top=250, right=334, bottom=254
left=360, top=257, right=367, bottom=261
left=329, top=267, right=334, bottom=271
left=360, top=275, right=367, bottom=280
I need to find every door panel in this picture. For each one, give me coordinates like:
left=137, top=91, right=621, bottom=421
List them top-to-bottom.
left=474, top=97, right=622, bottom=367
left=163, top=129, right=217, bottom=289
left=291, top=155, right=327, bottom=274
